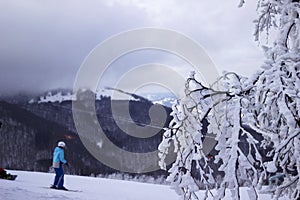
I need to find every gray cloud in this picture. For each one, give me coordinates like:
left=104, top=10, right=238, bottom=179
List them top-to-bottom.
left=0, top=0, right=264, bottom=96
left=0, top=0, right=151, bottom=95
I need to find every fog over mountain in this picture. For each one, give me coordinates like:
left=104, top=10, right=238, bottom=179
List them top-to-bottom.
left=0, top=1, right=263, bottom=96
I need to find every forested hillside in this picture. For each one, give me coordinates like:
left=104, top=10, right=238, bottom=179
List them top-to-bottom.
left=0, top=95, right=172, bottom=178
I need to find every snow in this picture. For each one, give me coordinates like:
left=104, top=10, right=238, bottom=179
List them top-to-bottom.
left=31, top=90, right=177, bottom=107
left=38, top=92, right=75, bottom=103
left=153, top=97, right=177, bottom=107
left=0, top=170, right=289, bottom=200
left=0, top=170, right=178, bottom=200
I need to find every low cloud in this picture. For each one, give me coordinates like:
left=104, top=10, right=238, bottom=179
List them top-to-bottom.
left=0, top=0, right=264, bottom=96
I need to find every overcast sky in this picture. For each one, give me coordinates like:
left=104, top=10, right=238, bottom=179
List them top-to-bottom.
left=0, top=0, right=265, bottom=96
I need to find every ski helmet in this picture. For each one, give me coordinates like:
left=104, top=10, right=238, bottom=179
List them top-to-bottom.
left=58, top=141, right=66, bottom=148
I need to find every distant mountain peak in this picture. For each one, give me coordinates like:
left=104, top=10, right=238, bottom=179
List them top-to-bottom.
left=28, top=88, right=177, bottom=108
left=29, top=91, right=75, bottom=104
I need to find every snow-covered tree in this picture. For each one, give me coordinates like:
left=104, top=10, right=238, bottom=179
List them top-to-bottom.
left=159, top=0, right=300, bottom=199
left=248, top=0, right=300, bottom=198
left=159, top=71, right=266, bottom=200
left=158, top=72, right=216, bottom=200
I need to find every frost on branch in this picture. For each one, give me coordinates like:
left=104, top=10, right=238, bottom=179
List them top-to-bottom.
left=159, top=0, right=300, bottom=199
left=249, top=0, right=300, bottom=198
left=158, top=72, right=265, bottom=200
left=158, top=72, right=216, bottom=199
left=213, top=73, right=267, bottom=200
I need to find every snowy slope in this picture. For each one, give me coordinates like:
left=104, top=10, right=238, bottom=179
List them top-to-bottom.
left=0, top=170, right=288, bottom=200
left=0, top=170, right=178, bottom=200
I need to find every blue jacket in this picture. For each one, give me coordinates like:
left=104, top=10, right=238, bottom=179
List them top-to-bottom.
left=52, top=147, right=67, bottom=168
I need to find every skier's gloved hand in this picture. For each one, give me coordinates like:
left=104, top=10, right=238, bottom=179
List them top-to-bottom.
left=65, top=162, right=69, bottom=167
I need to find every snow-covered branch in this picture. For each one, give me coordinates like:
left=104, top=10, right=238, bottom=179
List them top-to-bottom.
left=159, top=0, right=300, bottom=199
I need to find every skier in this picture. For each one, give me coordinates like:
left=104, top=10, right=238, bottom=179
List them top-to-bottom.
left=51, top=141, right=68, bottom=190
left=0, top=168, right=17, bottom=180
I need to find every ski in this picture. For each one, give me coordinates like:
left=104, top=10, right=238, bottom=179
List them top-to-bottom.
left=0, top=175, right=17, bottom=181
left=43, top=186, right=82, bottom=192
left=64, top=189, right=82, bottom=192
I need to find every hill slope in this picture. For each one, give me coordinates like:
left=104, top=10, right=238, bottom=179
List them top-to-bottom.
left=0, top=170, right=288, bottom=200
left=0, top=170, right=177, bottom=200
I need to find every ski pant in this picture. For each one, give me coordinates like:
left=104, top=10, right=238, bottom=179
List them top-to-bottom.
left=53, top=166, right=64, bottom=188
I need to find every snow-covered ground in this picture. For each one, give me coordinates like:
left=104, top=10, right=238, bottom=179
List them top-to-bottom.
left=0, top=170, right=288, bottom=200
left=0, top=170, right=178, bottom=200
